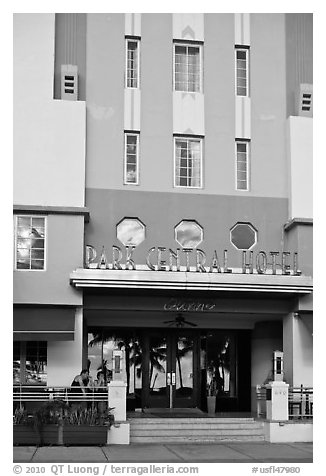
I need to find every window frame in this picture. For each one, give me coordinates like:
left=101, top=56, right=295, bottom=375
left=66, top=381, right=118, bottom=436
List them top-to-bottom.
left=125, top=37, right=140, bottom=89
left=173, top=41, right=203, bottom=93
left=235, top=46, right=250, bottom=97
left=124, top=132, right=140, bottom=185
left=174, top=136, right=203, bottom=189
left=235, top=139, right=250, bottom=191
left=14, top=215, right=47, bottom=271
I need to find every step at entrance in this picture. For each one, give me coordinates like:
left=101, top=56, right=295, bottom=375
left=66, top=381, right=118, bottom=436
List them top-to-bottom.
left=129, top=417, right=265, bottom=443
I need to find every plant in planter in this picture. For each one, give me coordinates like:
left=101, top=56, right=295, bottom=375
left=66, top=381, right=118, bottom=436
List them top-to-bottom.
left=206, top=361, right=219, bottom=415
left=206, top=380, right=217, bottom=414
left=33, top=399, right=69, bottom=446
left=13, top=400, right=115, bottom=446
left=63, top=406, right=115, bottom=446
left=13, top=407, right=40, bottom=446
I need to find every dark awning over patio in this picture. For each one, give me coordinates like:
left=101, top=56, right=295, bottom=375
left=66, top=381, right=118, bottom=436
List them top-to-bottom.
left=13, top=306, right=75, bottom=341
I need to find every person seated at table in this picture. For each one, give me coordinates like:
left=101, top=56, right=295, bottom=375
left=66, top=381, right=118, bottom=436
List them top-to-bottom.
left=94, top=370, right=107, bottom=414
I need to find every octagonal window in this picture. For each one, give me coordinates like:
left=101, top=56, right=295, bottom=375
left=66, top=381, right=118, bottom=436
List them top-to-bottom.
left=116, top=217, right=146, bottom=247
left=175, top=220, right=203, bottom=249
left=230, top=222, right=257, bottom=250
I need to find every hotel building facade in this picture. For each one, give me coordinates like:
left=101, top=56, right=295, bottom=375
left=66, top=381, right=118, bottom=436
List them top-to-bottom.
left=13, top=13, right=312, bottom=418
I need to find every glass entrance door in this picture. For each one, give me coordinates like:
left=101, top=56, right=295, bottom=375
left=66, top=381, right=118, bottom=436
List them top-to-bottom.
left=144, top=331, right=198, bottom=408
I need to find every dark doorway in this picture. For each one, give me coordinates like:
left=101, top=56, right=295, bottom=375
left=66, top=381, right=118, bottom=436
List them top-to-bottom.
left=142, top=330, right=199, bottom=409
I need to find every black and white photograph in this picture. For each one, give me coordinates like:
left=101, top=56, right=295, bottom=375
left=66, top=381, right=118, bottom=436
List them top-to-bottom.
left=9, top=5, right=317, bottom=473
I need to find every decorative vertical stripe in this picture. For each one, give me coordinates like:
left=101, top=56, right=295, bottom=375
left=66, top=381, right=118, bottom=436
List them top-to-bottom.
left=64, top=13, right=78, bottom=64
left=125, top=13, right=141, bottom=37
left=173, top=13, right=204, bottom=41
left=235, top=13, right=250, bottom=45
left=124, top=14, right=141, bottom=132
left=235, top=14, right=251, bottom=140
left=235, top=97, right=251, bottom=139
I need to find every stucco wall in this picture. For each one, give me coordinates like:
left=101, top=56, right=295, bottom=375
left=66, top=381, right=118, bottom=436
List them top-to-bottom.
left=13, top=13, right=86, bottom=207
left=85, top=13, right=289, bottom=198
left=85, top=13, right=125, bottom=190
left=250, top=13, right=287, bottom=199
left=285, top=14, right=313, bottom=117
left=287, top=117, right=313, bottom=219
left=85, top=188, right=292, bottom=272
left=13, top=215, right=84, bottom=305
left=47, top=308, right=83, bottom=386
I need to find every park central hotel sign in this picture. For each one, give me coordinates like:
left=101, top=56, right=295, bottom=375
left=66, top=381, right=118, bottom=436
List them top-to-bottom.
left=85, top=245, right=301, bottom=276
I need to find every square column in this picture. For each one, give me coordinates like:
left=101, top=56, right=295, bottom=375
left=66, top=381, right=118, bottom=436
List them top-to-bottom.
left=283, top=312, right=313, bottom=386
left=265, top=381, right=289, bottom=421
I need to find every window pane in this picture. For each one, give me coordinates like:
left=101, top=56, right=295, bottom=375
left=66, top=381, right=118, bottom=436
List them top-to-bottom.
left=126, top=40, right=138, bottom=88
left=175, top=44, right=201, bottom=92
left=175, top=45, right=187, bottom=55
left=236, top=49, right=248, bottom=97
left=237, top=50, right=247, bottom=60
left=237, top=87, right=246, bottom=96
left=125, top=134, right=138, bottom=184
left=175, top=138, right=201, bottom=188
left=236, top=141, right=249, bottom=190
left=237, top=143, right=247, bottom=152
left=237, top=181, right=247, bottom=190
left=15, top=216, right=45, bottom=270
left=17, top=217, right=30, bottom=227
left=32, top=217, right=45, bottom=229
left=31, top=249, right=44, bottom=260
left=17, top=260, right=30, bottom=269
left=31, top=260, right=44, bottom=270
left=25, top=341, right=47, bottom=385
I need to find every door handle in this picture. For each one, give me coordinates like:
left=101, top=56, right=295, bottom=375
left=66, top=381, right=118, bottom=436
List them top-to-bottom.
left=167, top=372, right=171, bottom=386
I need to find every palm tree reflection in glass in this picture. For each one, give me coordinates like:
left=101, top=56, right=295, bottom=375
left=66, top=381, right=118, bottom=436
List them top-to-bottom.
left=149, top=337, right=167, bottom=395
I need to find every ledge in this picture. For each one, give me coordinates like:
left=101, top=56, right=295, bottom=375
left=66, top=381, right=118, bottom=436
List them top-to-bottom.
left=13, top=205, right=90, bottom=222
left=284, top=218, right=313, bottom=232
left=70, top=269, right=313, bottom=294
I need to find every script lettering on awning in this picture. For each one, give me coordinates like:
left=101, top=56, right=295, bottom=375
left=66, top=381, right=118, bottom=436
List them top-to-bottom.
left=164, top=299, right=216, bottom=312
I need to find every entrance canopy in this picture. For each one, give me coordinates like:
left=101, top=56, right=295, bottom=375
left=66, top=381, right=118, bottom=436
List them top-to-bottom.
left=13, top=306, right=75, bottom=341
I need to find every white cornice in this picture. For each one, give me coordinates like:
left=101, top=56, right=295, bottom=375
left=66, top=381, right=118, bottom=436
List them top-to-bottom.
left=70, top=269, right=313, bottom=294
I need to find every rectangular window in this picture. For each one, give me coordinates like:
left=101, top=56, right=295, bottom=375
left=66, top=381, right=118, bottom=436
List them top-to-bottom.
left=126, top=38, right=140, bottom=88
left=174, top=43, right=202, bottom=92
left=235, top=47, right=249, bottom=97
left=124, top=132, right=139, bottom=185
left=174, top=137, right=202, bottom=188
left=236, top=140, right=250, bottom=191
left=15, top=216, right=46, bottom=270
left=13, top=341, right=47, bottom=385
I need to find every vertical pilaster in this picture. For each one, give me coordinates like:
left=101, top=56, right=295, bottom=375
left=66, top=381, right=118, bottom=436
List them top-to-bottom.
left=172, top=13, right=205, bottom=136
left=234, top=13, right=251, bottom=139
left=124, top=14, right=141, bottom=132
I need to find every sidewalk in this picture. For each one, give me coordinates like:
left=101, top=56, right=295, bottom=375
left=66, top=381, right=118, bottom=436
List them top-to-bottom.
left=14, top=442, right=313, bottom=463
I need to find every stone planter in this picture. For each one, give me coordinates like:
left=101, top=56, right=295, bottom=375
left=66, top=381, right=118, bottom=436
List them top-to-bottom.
left=14, top=424, right=109, bottom=446
left=38, top=424, right=61, bottom=446
left=13, top=425, right=40, bottom=446
left=63, top=425, right=108, bottom=445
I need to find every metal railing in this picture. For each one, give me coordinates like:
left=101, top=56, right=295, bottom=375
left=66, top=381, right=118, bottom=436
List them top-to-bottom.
left=256, top=384, right=313, bottom=420
left=256, top=384, right=267, bottom=418
left=13, top=385, right=109, bottom=412
left=288, top=385, right=313, bottom=419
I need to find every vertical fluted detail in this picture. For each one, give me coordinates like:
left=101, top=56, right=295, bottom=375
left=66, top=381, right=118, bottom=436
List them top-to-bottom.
left=64, top=13, right=77, bottom=65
